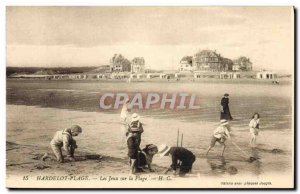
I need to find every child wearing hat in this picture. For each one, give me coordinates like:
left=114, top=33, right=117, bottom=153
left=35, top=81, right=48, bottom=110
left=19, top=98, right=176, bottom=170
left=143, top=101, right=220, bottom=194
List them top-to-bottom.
left=126, top=113, right=144, bottom=174
left=128, top=113, right=144, bottom=146
left=206, top=119, right=231, bottom=156
left=49, top=125, right=82, bottom=163
left=137, top=144, right=158, bottom=172
left=157, top=144, right=196, bottom=176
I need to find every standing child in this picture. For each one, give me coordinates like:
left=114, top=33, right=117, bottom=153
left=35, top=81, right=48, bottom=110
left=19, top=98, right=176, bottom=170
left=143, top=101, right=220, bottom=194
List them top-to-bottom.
left=120, top=99, right=131, bottom=142
left=249, top=112, right=260, bottom=146
left=128, top=113, right=144, bottom=146
left=206, top=120, right=231, bottom=156
left=49, top=125, right=82, bottom=163
left=127, top=126, right=143, bottom=174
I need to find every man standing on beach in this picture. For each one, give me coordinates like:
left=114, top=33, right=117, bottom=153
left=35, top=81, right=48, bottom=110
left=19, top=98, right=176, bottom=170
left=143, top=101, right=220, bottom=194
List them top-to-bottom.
left=220, top=93, right=233, bottom=121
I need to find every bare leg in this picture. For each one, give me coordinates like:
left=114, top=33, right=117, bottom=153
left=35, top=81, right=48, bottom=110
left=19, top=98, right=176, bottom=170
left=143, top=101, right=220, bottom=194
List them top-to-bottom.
left=250, top=134, right=256, bottom=147
left=253, top=136, right=257, bottom=145
left=221, top=144, right=226, bottom=156
left=206, top=146, right=213, bottom=155
left=130, top=159, right=136, bottom=174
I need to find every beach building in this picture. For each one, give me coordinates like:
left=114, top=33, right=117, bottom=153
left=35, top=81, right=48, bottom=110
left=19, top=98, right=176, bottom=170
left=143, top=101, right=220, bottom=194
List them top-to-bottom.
left=193, top=50, right=222, bottom=72
left=109, top=54, right=131, bottom=73
left=179, top=56, right=194, bottom=72
left=131, top=57, right=145, bottom=73
left=233, top=57, right=252, bottom=71
left=220, top=58, right=234, bottom=72
left=232, top=64, right=240, bottom=71
left=256, top=71, right=277, bottom=79
left=194, top=72, right=202, bottom=79
left=220, top=72, right=241, bottom=79
left=220, top=72, right=229, bottom=79
left=233, top=72, right=241, bottom=79
left=160, top=73, right=172, bottom=79
left=75, top=74, right=87, bottom=79
left=96, top=74, right=106, bottom=79
left=130, top=74, right=137, bottom=79
left=137, top=74, right=146, bottom=79
left=146, top=74, right=153, bottom=79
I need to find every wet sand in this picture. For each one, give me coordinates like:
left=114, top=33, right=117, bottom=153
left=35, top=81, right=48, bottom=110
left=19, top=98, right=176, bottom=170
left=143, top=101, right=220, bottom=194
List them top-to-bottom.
left=6, top=80, right=294, bottom=187
left=7, top=104, right=293, bottom=179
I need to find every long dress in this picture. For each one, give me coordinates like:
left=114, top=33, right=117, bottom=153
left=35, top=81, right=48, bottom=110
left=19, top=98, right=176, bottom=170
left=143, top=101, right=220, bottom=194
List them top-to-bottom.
left=220, top=97, right=233, bottom=120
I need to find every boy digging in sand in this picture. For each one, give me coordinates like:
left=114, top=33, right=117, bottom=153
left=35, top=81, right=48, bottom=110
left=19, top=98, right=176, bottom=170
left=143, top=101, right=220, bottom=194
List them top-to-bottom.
left=206, top=119, right=231, bottom=156
left=44, top=125, right=82, bottom=163
left=157, top=144, right=196, bottom=177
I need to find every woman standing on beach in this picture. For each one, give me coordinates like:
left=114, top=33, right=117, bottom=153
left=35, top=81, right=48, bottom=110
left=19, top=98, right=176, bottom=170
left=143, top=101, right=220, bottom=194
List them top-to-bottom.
left=220, top=93, right=233, bottom=121
left=249, top=113, right=260, bottom=146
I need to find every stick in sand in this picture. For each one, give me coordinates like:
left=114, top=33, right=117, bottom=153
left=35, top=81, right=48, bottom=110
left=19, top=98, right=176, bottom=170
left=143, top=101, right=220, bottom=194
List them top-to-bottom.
left=177, top=128, right=179, bottom=147
left=181, top=133, right=183, bottom=147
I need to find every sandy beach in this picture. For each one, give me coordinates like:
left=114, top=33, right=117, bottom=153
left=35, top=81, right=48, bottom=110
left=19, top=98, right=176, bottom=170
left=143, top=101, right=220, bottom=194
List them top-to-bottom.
left=6, top=80, right=294, bottom=188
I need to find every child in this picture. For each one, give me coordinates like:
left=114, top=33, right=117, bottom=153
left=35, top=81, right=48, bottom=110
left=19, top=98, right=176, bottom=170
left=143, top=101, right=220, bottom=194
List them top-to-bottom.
left=120, top=99, right=131, bottom=143
left=249, top=112, right=260, bottom=146
left=128, top=113, right=144, bottom=146
left=206, top=119, right=231, bottom=156
left=49, top=125, right=82, bottom=163
left=127, top=129, right=142, bottom=174
left=137, top=144, right=158, bottom=172
left=157, top=144, right=196, bottom=177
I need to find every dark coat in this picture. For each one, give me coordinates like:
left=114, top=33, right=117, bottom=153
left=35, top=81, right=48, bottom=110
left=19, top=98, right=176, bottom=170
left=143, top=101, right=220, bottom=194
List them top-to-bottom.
left=220, top=97, right=233, bottom=120
left=127, top=134, right=140, bottom=159
left=169, top=147, right=196, bottom=173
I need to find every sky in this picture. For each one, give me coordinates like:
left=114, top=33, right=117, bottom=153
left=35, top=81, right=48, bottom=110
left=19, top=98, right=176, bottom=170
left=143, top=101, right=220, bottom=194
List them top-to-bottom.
left=6, top=7, right=294, bottom=73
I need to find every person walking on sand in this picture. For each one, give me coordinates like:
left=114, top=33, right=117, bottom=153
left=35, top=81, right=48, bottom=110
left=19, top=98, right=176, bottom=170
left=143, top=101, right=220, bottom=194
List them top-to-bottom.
left=220, top=93, right=233, bottom=121
left=249, top=112, right=260, bottom=146
left=206, top=120, right=231, bottom=156
left=126, top=123, right=144, bottom=174
left=48, top=125, right=82, bottom=163
left=157, top=144, right=196, bottom=177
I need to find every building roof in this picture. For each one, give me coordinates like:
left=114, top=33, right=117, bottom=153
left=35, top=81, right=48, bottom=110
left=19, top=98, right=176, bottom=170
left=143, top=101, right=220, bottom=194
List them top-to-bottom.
left=194, top=49, right=220, bottom=58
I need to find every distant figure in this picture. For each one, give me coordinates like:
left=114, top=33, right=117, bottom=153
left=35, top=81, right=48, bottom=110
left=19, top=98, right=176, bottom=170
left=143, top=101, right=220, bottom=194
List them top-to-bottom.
left=220, top=93, right=233, bottom=121
left=120, top=99, right=131, bottom=140
left=249, top=112, right=260, bottom=146
left=126, top=120, right=144, bottom=174
left=206, top=120, right=231, bottom=156
left=49, top=125, right=82, bottom=163
left=137, top=144, right=158, bottom=172
left=157, top=144, right=196, bottom=177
